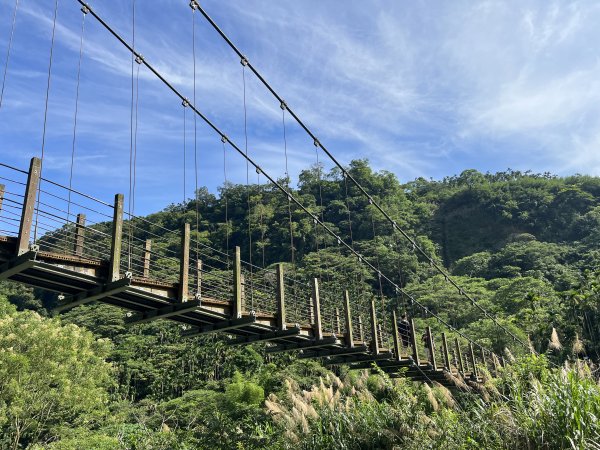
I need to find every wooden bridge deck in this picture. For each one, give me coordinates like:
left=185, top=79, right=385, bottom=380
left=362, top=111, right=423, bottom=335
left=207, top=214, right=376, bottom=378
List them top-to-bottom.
left=0, top=158, right=498, bottom=389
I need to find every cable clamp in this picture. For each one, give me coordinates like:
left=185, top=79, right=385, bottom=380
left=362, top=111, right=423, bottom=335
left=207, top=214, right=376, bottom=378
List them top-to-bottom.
left=189, top=0, right=199, bottom=10
left=81, top=4, right=90, bottom=14
left=135, top=54, right=144, bottom=65
left=240, top=56, right=249, bottom=66
left=182, top=98, right=190, bottom=108
left=279, top=100, right=287, bottom=110
left=221, top=134, right=228, bottom=143
left=313, top=138, right=320, bottom=148
left=255, top=166, right=261, bottom=175
left=368, top=197, right=373, bottom=205
left=337, top=237, right=341, bottom=245
left=29, top=244, right=40, bottom=252
left=125, top=271, right=133, bottom=279
left=57, top=293, right=65, bottom=302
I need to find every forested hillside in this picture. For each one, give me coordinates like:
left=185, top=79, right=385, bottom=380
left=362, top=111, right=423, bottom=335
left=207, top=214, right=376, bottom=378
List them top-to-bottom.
left=1, top=161, right=599, bottom=449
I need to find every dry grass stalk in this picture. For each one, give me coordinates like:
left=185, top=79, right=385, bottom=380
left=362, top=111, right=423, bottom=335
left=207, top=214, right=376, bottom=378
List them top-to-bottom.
left=548, top=327, right=562, bottom=351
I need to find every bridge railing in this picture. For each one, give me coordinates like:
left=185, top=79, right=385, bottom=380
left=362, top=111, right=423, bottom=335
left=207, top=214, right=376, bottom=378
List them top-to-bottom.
left=0, top=163, right=27, bottom=239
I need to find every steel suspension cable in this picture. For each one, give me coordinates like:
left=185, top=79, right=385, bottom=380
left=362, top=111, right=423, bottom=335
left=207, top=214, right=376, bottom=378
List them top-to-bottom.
left=0, top=0, right=19, bottom=111
left=76, top=1, right=500, bottom=359
left=193, top=3, right=527, bottom=350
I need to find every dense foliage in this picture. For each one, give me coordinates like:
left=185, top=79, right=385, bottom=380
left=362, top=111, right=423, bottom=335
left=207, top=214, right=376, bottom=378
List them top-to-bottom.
left=1, top=162, right=599, bottom=449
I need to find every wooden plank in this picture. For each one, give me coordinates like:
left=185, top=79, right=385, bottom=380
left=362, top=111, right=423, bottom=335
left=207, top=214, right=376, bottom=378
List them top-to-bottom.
left=17, top=157, right=41, bottom=255
left=108, top=193, right=124, bottom=282
left=73, top=213, right=86, bottom=256
left=178, top=223, right=190, bottom=302
left=142, top=239, right=151, bottom=278
left=232, top=246, right=242, bottom=318
left=276, top=263, right=286, bottom=330
left=53, top=275, right=132, bottom=314
left=311, top=278, right=323, bottom=341
left=343, top=290, right=354, bottom=348
left=126, top=299, right=201, bottom=325
left=369, top=299, right=379, bottom=355
left=391, top=310, right=402, bottom=361
left=183, top=315, right=257, bottom=337
left=410, top=319, right=419, bottom=365
left=228, top=326, right=301, bottom=346
left=441, top=332, right=451, bottom=371
left=265, top=335, right=338, bottom=353
left=298, top=345, right=369, bottom=359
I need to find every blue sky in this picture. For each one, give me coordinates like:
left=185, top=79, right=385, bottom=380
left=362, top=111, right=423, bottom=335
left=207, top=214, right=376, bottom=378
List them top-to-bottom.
left=0, top=0, right=599, bottom=216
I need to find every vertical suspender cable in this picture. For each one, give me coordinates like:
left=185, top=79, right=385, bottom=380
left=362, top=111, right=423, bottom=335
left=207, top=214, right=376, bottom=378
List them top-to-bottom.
left=0, top=0, right=20, bottom=111
left=34, top=0, right=59, bottom=245
left=127, top=0, right=136, bottom=272
left=191, top=2, right=200, bottom=268
left=66, top=7, right=87, bottom=253
left=242, top=61, right=254, bottom=311
left=183, top=101, right=187, bottom=205
left=222, top=136, right=230, bottom=267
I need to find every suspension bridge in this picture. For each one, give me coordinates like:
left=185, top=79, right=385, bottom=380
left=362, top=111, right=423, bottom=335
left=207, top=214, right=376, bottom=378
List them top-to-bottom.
left=0, top=0, right=524, bottom=389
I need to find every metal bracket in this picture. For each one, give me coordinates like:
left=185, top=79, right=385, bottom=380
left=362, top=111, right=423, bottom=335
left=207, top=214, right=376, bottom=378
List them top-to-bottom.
left=240, top=56, right=249, bottom=66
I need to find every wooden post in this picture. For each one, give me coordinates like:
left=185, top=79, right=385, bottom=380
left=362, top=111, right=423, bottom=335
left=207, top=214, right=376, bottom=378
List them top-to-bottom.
left=17, top=157, right=41, bottom=255
left=0, top=184, right=5, bottom=212
left=108, top=193, right=124, bottom=281
left=73, top=213, right=86, bottom=256
left=178, top=223, right=190, bottom=302
left=142, top=239, right=152, bottom=278
left=232, top=246, right=242, bottom=318
left=195, top=259, right=202, bottom=298
left=276, top=263, right=286, bottom=330
left=311, top=278, right=323, bottom=341
left=343, top=290, right=354, bottom=348
left=369, top=299, right=380, bottom=354
left=335, top=308, right=341, bottom=335
left=391, top=310, right=402, bottom=361
left=358, top=315, right=365, bottom=342
left=410, top=319, right=419, bottom=365
left=426, top=326, right=437, bottom=370
left=441, top=332, right=451, bottom=371
left=455, top=338, right=465, bottom=374
left=469, top=343, right=478, bottom=378
left=480, top=347, right=487, bottom=372
left=492, top=353, right=500, bottom=376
